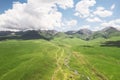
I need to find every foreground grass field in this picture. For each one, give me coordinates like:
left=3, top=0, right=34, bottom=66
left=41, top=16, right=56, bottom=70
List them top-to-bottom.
left=0, top=37, right=120, bottom=80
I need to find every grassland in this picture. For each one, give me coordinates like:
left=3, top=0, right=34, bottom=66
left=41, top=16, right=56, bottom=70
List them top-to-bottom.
left=0, top=37, right=120, bottom=80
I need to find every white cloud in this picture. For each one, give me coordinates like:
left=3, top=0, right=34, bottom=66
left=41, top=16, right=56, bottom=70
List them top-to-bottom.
left=0, top=0, right=74, bottom=31
left=56, top=0, right=74, bottom=9
left=75, top=0, right=96, bottom=18
left=111, top=4, right=115, bottom=10
left=93, top=7, right=113, bottom=17
left=74, top=12, right=79, bottom=16
left=86, top=17, right=102, bottom=22
left=56, top=19, right=78, bottom=31
left=62, top=19, right=77, bottom=27
left=101, top=19, right=120, bottom=30
left=67, top=20, right=77, bottom=27
left=80, top=25, right=91, bottom=29
left=80, top=25, right=104, bottom=31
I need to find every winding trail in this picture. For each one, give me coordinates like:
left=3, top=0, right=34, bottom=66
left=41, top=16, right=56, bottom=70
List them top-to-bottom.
left=51, top=42, right=108, bottom=80
left=51, top=44, right=79, bottom=80
left=51, top=47, right=64, bottom=80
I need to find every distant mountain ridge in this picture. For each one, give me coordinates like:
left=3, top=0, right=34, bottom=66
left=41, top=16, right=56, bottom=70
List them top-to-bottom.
left=0, top=27, right=120, bottom=41
left=91, top=27, right=120, bottom=39
left=66, top=29, right=93, bottom=40
left=0, top=30, right=57, bottom=41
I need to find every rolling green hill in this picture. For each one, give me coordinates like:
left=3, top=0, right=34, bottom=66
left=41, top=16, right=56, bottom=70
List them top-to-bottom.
left=0, top=27, right=120, bottom=41
left=91, top=27, right=120, bottom=39
left=0, top=36, right=120, bottom=80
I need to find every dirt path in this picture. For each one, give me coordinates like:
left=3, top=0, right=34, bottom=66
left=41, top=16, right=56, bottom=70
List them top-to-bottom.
left=51, top=42, right=108, bottom=80
left=51, top=45, right=79, bottom=80
left=51, top=47, right=64, bottom=80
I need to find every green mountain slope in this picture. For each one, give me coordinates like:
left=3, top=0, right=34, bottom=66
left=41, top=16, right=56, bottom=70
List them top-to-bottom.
left=0, top=27, right=120, bottom=41
left=91, top=27, right=120, bottom=39
left=0, top=37, right=120, bottom=80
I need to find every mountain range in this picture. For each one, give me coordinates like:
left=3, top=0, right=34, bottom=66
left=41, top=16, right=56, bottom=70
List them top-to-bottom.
left=0, top=27, right=120, bottom=41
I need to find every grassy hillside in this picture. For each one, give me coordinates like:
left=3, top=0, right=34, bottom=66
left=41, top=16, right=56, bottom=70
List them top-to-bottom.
left=0, top=37, right=120, bottom=80
left=52, top=37, right=120, bottom=80
left=0, top=40, right=59, bottom=80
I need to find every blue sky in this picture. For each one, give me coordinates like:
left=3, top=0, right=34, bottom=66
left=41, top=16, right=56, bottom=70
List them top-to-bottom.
left=0, top=0, right=120, bottom=31
left=0, top=0, right=27, bottom=13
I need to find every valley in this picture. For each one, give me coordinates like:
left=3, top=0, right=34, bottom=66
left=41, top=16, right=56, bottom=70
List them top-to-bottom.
left=0, top=0, right=120, bottom=80
left=0, top=36, right=120, bottom=80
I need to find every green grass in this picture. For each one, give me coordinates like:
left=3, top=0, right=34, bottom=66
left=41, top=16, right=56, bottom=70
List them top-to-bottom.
left=0, top=37, right=120, bottom=80
left=52, top=37, right=120, bottom=80
left=0, top=40, right=59, bottom=80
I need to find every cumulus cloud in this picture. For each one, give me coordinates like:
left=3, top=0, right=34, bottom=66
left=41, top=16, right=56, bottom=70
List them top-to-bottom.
left=0, top=0, right=74, bottom=31
left=56, top=0, right=74, bottom=9
left=75, top=0, right=96, bottom=18
left=111, top=4, right=115, bottom=10
left=93, top=7, right=113, bottom=17
left=86, top=17, right=102, bottom=22
left=56, top=19, right=77, bottom=31
left=62, top=19, right=77, bottom=27
left=65, top=19, right=77, bottom=27
left=101, top=19, right=120, bottom=30
left=80, top=25, right=91, bottom=29
left=80, top=25, right=104, bottom=31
